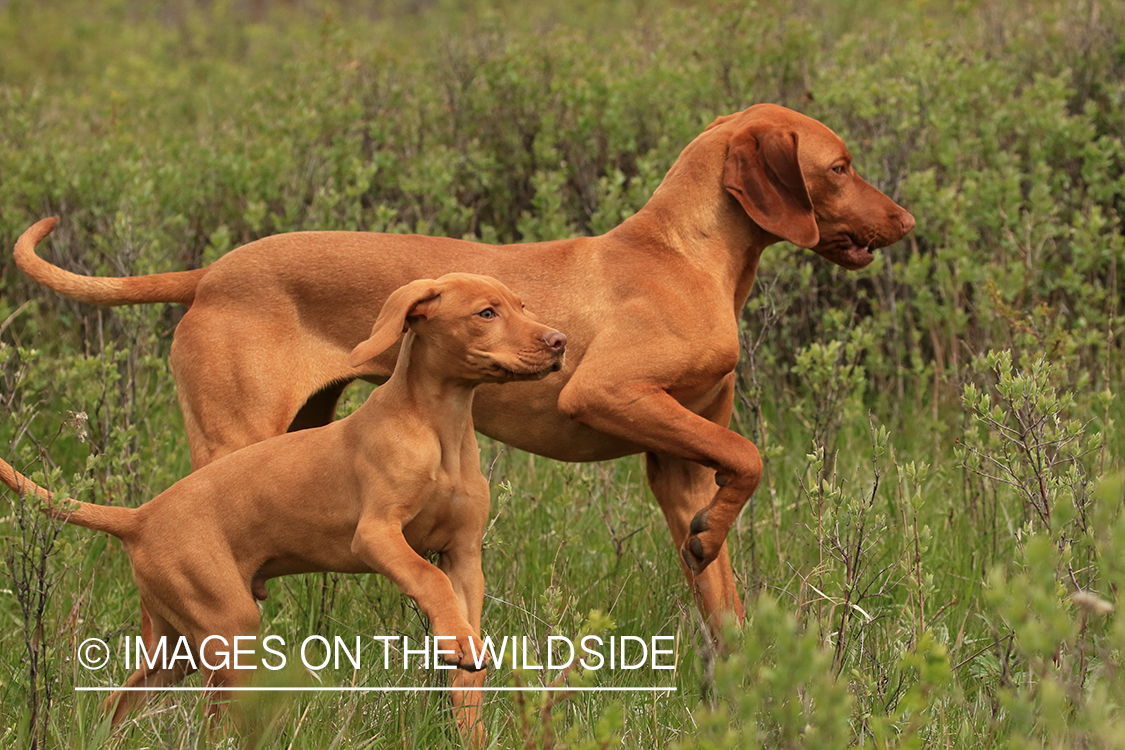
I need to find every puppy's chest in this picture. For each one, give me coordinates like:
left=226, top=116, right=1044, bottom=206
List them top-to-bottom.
left=401, top=469, right=489, bottom=554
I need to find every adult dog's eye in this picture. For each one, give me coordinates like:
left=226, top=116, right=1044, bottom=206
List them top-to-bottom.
left=831, top=164, right=848, bottom=175
left=478, top=309, right=496, bottom=319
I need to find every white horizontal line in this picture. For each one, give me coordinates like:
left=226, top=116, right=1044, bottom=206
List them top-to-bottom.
left=76, top=686, right=677, bottom=693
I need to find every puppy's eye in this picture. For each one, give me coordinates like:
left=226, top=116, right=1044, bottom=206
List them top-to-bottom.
left=478, top=309, right=496, bottom=320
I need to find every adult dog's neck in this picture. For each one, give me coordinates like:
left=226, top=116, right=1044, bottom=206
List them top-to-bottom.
left=606, top=128, right=781, bottom=315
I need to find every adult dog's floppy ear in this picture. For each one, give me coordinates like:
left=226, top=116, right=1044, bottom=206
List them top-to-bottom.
left=722, top=127, right=819, bottom=248
left=349, top=278, right=442, bottom=367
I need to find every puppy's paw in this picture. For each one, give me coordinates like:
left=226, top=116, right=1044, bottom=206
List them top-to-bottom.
left=434, top=630, right=489, bottom=672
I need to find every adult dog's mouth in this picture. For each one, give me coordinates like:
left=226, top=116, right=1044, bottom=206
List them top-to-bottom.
left=814, top=233, right=876, bottom=270
left=838, top=240, right=875, bottom=270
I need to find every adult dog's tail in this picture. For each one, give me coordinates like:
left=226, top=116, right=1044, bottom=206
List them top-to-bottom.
left=14, top=217, right=207, bottom=306
left=0, top=457, right=135, bottom=539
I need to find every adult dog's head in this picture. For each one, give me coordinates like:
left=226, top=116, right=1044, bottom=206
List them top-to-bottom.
left=714, top=103, right=915, bottom=269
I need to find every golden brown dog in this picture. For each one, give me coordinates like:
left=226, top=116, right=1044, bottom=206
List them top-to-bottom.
left=14, top=103, right=914, bottom=628
left=0, top=273, right=567, bottom=743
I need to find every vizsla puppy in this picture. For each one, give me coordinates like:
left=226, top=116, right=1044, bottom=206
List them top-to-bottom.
left=15, top=103, right=915, bottom=630
left=0, top=273, right=567, bottom=744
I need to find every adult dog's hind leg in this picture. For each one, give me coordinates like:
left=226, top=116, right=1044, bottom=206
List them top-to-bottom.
left=171, top=307, right=344, bottom=468
left=287, top=380, right=351, bottom=433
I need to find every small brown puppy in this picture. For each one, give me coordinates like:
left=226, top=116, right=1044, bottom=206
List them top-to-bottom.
left=0, top=272, right=566, bottom=743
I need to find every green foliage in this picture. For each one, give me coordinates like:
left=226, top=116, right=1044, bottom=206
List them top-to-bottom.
left=2, top=0, right=1125, bottom=747
left=961, top=350, right=1100, bottom=550
left=980, top=495, right=1125, bottom=750
left=677, top=600, right=853, bottom=750
left=509, top=610, right=626, bottom=750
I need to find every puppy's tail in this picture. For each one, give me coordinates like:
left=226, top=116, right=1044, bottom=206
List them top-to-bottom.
left=14, top=217, right=207, bottom=306
left=0, top=457, right=135, bottom=539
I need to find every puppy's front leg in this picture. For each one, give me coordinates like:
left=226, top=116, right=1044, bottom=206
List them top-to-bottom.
left=350, top=522, right=482, bottom=669
left=440, top=548, right=488, bottom=746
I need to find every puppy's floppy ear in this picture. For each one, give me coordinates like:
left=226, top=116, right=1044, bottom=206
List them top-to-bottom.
left=723, top=127, right=820, bottom=249
left=349, top=278, right=442, bottom=367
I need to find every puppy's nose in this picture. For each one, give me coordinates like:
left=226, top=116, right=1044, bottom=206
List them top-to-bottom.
left=543, top=330, right=567, bottom=352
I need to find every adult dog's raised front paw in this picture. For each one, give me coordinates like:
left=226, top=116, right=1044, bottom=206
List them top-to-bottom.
left=681, top=507, right=720, bottom=572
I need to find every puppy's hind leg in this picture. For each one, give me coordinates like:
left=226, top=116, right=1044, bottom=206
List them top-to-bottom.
left=189, top=594, right=263, bottom=721
left=104, top=607, right=196, bottom=723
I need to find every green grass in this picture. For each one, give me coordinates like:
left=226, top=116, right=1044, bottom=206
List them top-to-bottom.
left=3, top=0, right=1125, bottom=747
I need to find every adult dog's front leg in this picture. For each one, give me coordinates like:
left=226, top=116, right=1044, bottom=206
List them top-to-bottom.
left=558, top=379, right=762, bottom=575
left=647, top=452, right=745, bottom=628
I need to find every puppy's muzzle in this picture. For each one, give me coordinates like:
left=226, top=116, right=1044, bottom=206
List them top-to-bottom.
left=542, top=330, right=567, bottom=371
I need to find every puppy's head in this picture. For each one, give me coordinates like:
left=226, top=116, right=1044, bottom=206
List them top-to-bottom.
left=350, top=273, right=566, bottom=383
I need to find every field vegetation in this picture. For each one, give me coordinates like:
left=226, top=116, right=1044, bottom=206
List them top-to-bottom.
left=2, top=0, right=1125, bottom=747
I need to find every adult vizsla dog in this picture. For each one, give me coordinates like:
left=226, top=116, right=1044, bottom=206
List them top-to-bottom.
left=15, top=103, right=915, bottom=628
left=0, top=273, right=567, bottom=743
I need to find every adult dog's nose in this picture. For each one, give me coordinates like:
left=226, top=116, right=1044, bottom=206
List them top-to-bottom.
left=901, top=211, right=916, bottom=235
left=543, top=331, right=567, bottom=352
